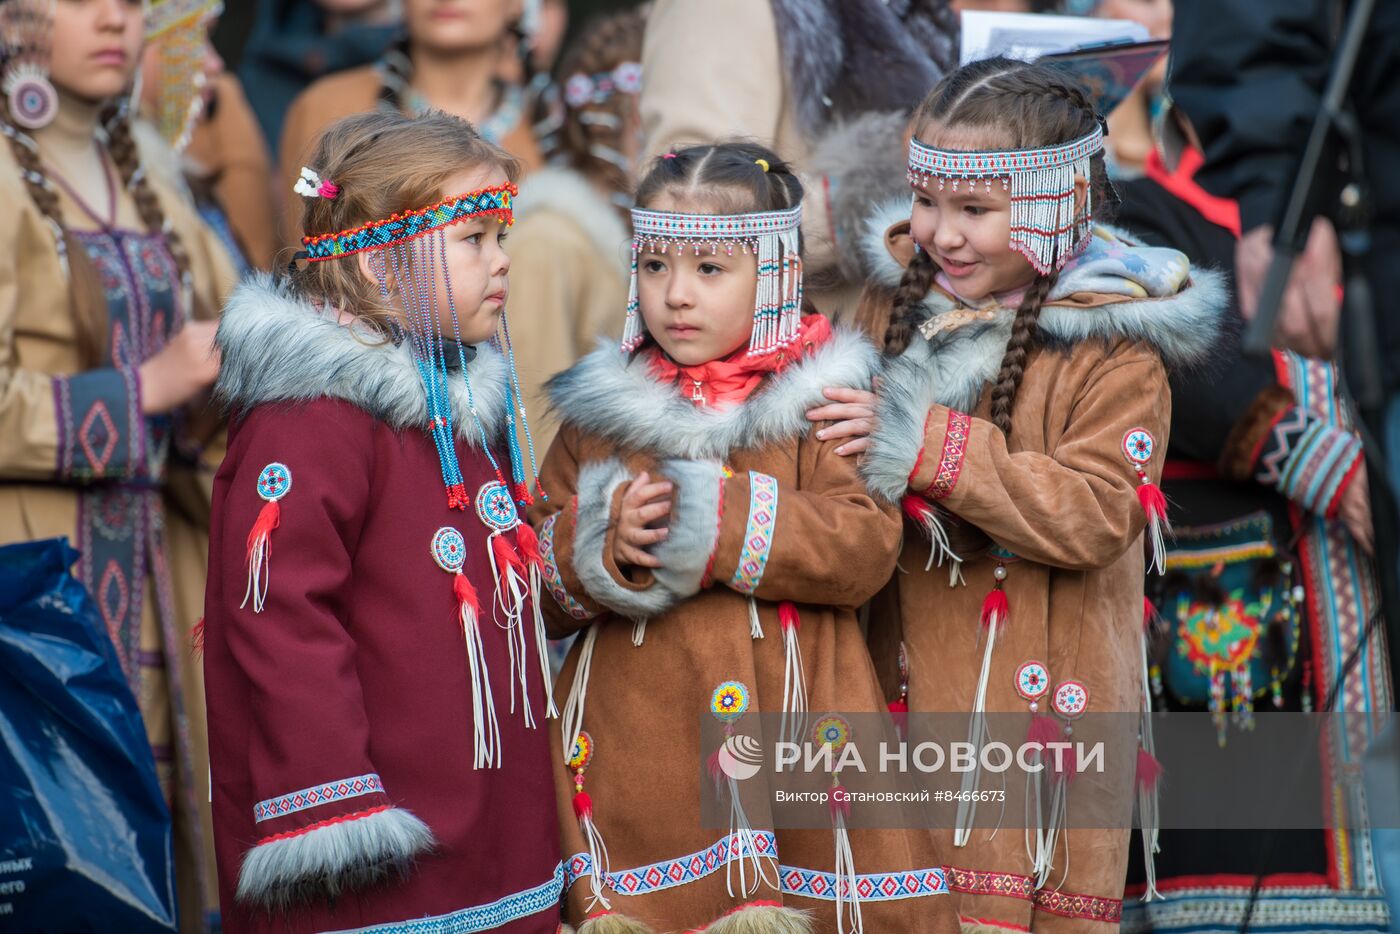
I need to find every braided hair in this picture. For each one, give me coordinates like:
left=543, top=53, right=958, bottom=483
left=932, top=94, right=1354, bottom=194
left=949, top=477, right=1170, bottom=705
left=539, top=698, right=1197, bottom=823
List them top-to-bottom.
left=551, top=7, right=647, bottom=203
left=882, top=58, right=1109, bottom=435
left=2, top=100, right=207, bottom=366
left=634, top=141, right=802, bottom=219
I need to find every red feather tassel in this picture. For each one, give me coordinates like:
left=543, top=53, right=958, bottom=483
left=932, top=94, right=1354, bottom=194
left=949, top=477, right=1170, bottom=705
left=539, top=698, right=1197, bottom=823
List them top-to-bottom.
left=1137, top=481, right=1168, bottom=521
left=901, top=493, right=935, bottom=526
left=245, top=500, right=280, bottom=556
left=514, top=521, right=543, bottom=569
left=491, top=532, right=525, bottom=574
left=453, top=572, right=480, bottom=615
left=980, top=587, right=1009, bottom=629
left=778, top=600, right=800, bottom=633
left=190, top=617, right=205, bottom=656
left=1026, top=713, right=1060, bottom=749
left=1050, top=743, right=1079, bottom=784
left=1136, top=747, right=1164, bottom=791
left=829, top=785, right=851, bottom=821
left=573, top=790, right=594, bottom=820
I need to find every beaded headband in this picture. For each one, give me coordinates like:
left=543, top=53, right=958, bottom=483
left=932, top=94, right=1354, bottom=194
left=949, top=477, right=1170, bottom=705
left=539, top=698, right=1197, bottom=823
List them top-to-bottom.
left=907, top=125, right=1104, bottom=274
left=301, top=183, right=517, bottom=261
left=622, top=205, right=803, bottom=355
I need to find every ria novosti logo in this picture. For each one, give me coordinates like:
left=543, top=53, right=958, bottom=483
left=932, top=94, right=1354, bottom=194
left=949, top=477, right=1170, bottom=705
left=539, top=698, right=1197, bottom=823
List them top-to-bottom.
left=715, top=734, right=764, bottom=781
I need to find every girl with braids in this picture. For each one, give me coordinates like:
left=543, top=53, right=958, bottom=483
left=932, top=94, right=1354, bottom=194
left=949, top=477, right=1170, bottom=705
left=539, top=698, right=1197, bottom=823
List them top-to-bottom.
left=0, top=0, right=235, bottom=925
left=278, top=0, right=543, bottom=246
left=504, top=6, right=644, bottom=464
left=855, top=58, right=1225, bottom=932
left=204, top=110, right=560, bottom=931
left=532, top=142, right=958, bottom=934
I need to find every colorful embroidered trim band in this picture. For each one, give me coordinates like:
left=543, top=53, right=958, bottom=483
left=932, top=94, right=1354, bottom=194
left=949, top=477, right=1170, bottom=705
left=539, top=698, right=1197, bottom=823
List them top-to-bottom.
left=908, top=126, right=1103, bottom=181
left=907, top=127, right=1103, bottom=275
left=301, top=183, right=517, bottom=261
left=622, top=206, right=803, bottom=356
left=927, top=409, right=971, bottom=501
left=730, top=472, right=779, bottom=594
left=540, top=511, right=595, bottom=621
left=253, top=772, right=384, bottom=822
left=564, top=832, right=949, bottom=901
left=343, top=862, right=566, bottom=933
left=943, top=865, right=1035, bottom=900
left=1033, top=887, right=1123, bottom=923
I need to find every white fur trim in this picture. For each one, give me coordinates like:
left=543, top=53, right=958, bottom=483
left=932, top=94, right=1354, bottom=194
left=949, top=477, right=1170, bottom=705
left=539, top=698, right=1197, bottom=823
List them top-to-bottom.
left=514, top=167, right=631, bottom=275
left=215, top=274, right=510, bottom=443
left=548, top=328, right=880, bottom=460
left=568, top=459, right=723, bottom=621
left=235, top=806, right=434, bottom=910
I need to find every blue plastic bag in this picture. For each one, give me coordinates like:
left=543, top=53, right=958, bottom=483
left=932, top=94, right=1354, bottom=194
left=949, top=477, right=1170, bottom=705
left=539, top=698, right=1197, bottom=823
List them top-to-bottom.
left=0, top=538, right=176, bottom=931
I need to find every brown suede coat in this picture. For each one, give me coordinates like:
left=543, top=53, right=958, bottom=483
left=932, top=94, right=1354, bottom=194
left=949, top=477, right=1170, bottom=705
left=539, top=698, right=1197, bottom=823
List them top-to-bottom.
left=856, top=213, right=1225, bottom=933
left=528, top=326, right=960, bottom=933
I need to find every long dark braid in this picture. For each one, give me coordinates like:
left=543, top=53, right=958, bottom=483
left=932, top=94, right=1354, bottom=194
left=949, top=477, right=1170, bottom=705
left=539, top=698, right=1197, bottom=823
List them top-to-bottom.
left=902, top=57, right=1107, bottom=432
left=882, top=248, right=938, bottom=356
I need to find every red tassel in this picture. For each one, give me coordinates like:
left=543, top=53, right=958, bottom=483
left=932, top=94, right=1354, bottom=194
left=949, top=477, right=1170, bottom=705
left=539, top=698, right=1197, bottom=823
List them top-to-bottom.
left=1137, top=480, right=1168, bottom=522
left=513, top=482, right=534, bottom=507
left=446, top=483, right=469, bottom=510
left=901, top=493, right=935, bottom=526
left=245, top=500, right=280, bottom=558
left=514, top=521, right=543, bottom=569
left=491, top=533, right=525, bottom=574
left=453, top=572, right=480, bottom=615
left=980, top=587, right=1009, bottom=629
left=778, top=600, right=800, bottom=633
left=191, top=617, right=205, bottom=656
left=888, top=697, right=909, bottom=738
left=887, top=698, right=908, bottom=714
left=1026, top=713, right=1060, bottom=749
left=1050, top=743, right=1079, bottom=784
left=1136, top=747, right=1164, bottom=791
left=707, top=748, right=724, bottom=785
left=829, top=785, right=851, bottom=820
left=572, top=790, right=594, bottom=820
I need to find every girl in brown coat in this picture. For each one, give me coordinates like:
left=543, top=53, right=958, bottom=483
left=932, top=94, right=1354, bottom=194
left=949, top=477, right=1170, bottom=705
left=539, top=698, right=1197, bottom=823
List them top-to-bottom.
left=856, top=60, right=1225, bottom=933
left=531, top=143, right=959, bottom=934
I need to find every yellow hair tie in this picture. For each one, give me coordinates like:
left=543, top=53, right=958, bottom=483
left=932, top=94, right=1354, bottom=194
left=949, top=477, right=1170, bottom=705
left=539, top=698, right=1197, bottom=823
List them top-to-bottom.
left=755, top=158, right=770, bottom=172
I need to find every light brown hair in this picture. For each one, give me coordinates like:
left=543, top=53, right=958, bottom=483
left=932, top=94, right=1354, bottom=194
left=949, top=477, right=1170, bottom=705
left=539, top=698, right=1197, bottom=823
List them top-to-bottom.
left=287, top=110, right=521, bottom=336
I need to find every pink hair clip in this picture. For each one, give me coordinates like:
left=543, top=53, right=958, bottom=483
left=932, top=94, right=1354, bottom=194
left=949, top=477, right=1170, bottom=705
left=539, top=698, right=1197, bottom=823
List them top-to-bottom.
left=662, top=152, right=677, bottom=160
left=294, top=166, right=339, bottom=200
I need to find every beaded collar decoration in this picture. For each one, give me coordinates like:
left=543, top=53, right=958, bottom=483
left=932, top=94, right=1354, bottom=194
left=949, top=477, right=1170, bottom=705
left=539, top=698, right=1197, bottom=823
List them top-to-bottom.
left=907, top=125, right=1104, bottom=275
left=302, top=183, right=517, bottom=261
left=621, top=204, right=803, bottom=356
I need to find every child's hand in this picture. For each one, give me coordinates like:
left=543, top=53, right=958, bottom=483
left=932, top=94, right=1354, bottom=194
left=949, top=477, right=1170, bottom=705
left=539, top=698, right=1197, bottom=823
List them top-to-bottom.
left=807, top=383, right=879, bottom=457
left=613, top=471, right=673, bottom=569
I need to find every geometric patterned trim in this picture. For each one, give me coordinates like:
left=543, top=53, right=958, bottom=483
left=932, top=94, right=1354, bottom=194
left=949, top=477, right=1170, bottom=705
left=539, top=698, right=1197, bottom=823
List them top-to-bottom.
left=908, top=126, right=1104, bottom=181
left=302, top=185, right=516, bottom=261
left=631, top=205, right=802, bottom=246
left=1253, top=404, right=1364, bottom=518
left=927, top=410, right=972, bottom=501
left=730, top=472, right=779, bottom=594
left=539, top=511, right=596, bottom=620
left=253, top=772, right=384, bottom=822
left=564, top=832, right=949, bottom=902
left=565, top=832, right=778, bottom=896
left=323, top=862, right=567, bottom=933
left=944, top=865, right=1035, bottom=901
left=1120, top=883, right=1391, bottom=934
left=1034, top=887, right=1123, bottom=923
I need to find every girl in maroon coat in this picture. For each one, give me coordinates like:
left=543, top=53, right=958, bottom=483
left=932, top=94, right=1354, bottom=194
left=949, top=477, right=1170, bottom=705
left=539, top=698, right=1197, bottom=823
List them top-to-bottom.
left=203, top=111, right=562, bottom=932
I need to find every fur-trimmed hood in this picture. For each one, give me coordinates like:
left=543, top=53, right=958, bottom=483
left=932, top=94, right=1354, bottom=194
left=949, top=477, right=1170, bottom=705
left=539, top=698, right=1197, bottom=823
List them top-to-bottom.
left=859, top=197, right=1228, bottom=409
left=215, top=274, right=510, bottom=443
left=546, top=328, right=879, bottom=460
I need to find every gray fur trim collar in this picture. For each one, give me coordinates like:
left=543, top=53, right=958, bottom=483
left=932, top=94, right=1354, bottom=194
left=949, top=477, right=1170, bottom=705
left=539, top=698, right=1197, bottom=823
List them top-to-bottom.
left=215, top=274, right=510, bottom=443
left=546, top=328, right=879, bottom=459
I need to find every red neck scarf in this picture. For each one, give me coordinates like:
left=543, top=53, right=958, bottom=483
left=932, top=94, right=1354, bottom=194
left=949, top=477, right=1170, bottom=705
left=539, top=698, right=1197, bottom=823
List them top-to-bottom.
left=1144, top=146, right=1242, bottom=238
left=648, top=315, right=833, bottom=409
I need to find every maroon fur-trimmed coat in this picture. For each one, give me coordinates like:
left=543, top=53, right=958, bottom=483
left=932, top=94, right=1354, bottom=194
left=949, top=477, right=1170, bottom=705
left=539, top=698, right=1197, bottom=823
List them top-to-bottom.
left=203, top=277, right=561, bottom=932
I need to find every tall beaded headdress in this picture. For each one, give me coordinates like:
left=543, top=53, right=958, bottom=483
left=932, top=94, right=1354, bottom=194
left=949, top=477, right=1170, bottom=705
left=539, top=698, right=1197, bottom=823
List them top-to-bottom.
left=907, top=124, right=1104, bottom=275
left=620, top=203, right=803, bottom=356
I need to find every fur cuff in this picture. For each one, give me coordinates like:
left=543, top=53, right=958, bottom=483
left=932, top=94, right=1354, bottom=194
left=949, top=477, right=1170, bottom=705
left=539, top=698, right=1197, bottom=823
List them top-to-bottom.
left=862, top=368, right=933, bottom=504
left=1219, top=384, right=1295, bottom=480
left=568, top=458, right=723, bottom=621
left=235, top=806, right=434, bottom=911
left=702, top=903, right=813, bottom=933
left=576, top=913, right=657, bottom=933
